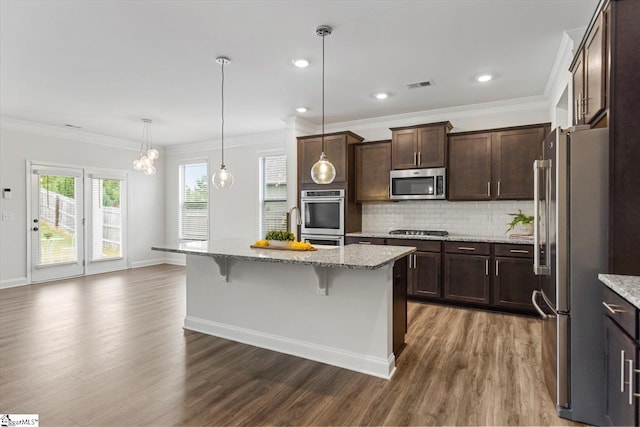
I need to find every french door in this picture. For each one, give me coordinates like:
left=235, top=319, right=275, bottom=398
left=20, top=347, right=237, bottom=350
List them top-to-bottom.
left=29, top=164, right=128, bottom=282
left=30, top=165, right=85, bottom=282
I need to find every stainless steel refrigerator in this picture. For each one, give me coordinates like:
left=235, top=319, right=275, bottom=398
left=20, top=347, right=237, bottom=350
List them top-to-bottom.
left=531, top=126, right=608, bottom=425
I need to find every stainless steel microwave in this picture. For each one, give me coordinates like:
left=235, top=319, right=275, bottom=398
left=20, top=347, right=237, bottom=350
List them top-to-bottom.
left=390, top=167, right=446, bottom=200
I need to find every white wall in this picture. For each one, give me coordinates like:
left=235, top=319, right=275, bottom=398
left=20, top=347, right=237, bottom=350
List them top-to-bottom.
left=0, top=118, right=165, bottom=287
left=162, top=130, right=287, bottom=264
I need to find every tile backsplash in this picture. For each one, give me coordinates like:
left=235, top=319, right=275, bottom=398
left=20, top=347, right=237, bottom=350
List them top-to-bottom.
left=362, top=200, right=534, bottom=237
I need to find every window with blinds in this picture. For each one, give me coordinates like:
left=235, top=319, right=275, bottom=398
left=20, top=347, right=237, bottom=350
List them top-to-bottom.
left=260, top=155, right=287, bottom=238
left=179, top=162, right=208, bottom=240
left=91, top=177, right=123, bottom=260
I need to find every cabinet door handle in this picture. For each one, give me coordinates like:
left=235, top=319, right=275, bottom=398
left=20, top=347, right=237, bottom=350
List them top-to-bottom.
left=583, top=96, right=589, bottom=117
left=417, top=151, right=421, bottom=165
left=414, top=152, right=417, bottom=166
left=497, top=181, right=501, bottom=197
left=487, top=182, right=491, bottom=197
left=358, top=241, right=372, bottom=245
left=457, top=246, right=476, bottom=251
left=510, top=249, right=529, bottom=254
left=408, top=254, right=413, bottom=269
left=413, top=254, right=417, bottom=269
left=485, top=259, right=489, bottom=276
left=495, top=260, right=499, bottom=276
left=603, top=301, right=626, bottom=314
left=621, top=350, right=626, bottom=392
left=629, top=358, right=634, bottom=405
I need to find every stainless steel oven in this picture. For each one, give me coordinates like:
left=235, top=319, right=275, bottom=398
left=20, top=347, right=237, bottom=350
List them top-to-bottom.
left=300, top=189, right=344, bottom=236
left=300, top=234, right=344, bottom=246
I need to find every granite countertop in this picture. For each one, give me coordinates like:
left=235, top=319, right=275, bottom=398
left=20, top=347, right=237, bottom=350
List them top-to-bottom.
left=346, top=231, right=534, bottom=245
left=152, top=239, right=416, bottom=270
left=599, top=274, right=640, bottom=309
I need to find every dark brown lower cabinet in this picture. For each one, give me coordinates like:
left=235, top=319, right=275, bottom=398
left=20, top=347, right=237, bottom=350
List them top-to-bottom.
left=387, top=239, right=442, bottom=299
left=443, top=242, right=491, bottom=305
left=412, top=252, right=441, bottom=298
left=443, top=253, right=491, bottom=304
left=393, top=256, right=408, bottom=356
left=492, top=257, right=538, bottom=312
left=604, top=316, right=637, bottom=426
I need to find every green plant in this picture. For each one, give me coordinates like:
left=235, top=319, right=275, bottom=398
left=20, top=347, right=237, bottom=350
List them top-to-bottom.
left=506, top=209, right=534, bottom=232
left=265, top=230, right=295, bottom=241
left=43, top=231, right=53, bottom=239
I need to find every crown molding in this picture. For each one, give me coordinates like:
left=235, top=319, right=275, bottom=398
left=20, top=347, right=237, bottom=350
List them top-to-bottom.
left=543, top=30, right=577, bottom=101
left=324, top=95, right=550, bottom=135
left=280, top=115, right=317, bottom=135
left=0, top=116, right=142, bottom=152
left=165, top=128, right=287, bottom=155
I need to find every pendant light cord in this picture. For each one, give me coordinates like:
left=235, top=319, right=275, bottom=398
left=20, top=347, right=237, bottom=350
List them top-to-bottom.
left=321, top=31, right=325, bottom=154
left=221, top=61, right=225, bottom=167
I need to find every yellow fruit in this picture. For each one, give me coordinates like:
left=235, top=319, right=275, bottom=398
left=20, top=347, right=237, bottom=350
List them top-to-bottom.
left=254, top=239, right=268, bottom=246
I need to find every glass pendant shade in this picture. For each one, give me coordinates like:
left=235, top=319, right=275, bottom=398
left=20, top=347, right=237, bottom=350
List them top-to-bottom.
left=146, top=147, right=159, bottom=160
left=311, top=152, right=336, bottom=184
left=132, top=158, right=144, bottom=171
left=144, top=165, right=156, bottom=176
left=212, top=165, right=234, bottom=189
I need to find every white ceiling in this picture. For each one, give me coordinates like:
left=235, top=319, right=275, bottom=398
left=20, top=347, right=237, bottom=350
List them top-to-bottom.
left=0, top=0, right=597, bottom=146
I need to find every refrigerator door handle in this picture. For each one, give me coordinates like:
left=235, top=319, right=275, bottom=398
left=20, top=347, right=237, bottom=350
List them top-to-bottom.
left=533, top=159, right=551, bottom=275
left=531, top=290, right=548, bottom=319
left=531, top=290, right=557, bottom=319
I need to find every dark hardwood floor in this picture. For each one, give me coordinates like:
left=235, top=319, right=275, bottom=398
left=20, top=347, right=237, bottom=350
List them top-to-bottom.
left=0, top=265, right=578, bottom=426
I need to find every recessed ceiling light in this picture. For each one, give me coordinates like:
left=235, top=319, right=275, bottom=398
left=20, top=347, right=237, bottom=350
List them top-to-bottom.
left=292, top=59, right=309, bottom=68
left=476, top=74, right=493, bottom=82
left=374, top=92, right=388, bottom=100
left=295, top=107, right=308, bottom=113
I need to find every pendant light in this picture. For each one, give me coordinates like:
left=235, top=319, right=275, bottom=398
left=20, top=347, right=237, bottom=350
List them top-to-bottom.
left=310, top=25, right=336, bottom=185
left=212, top=56, right=234, bottom=189
left=132, top=118, right=157, bottom=176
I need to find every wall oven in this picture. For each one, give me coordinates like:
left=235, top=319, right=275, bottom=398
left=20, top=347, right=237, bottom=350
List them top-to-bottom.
left=390, top=167, right=446, bottom=200
left=300, top=189, right=344, bottom=236
left=300, top=234, right=344, bottom=246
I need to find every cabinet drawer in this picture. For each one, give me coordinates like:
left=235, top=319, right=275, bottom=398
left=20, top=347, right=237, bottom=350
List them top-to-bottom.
left=345, top=236, right=385, bottom=245
left=387, top=238, right=441, bottom=252
left=444, top=241, right=490, bottom=255
left=494, top=244, right=534, bottom=258
left=603, top=286, right=637, bottom=339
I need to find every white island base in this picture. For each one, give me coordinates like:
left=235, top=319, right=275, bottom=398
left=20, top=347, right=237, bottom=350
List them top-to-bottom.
left=184, top=253, right=397, bottom=379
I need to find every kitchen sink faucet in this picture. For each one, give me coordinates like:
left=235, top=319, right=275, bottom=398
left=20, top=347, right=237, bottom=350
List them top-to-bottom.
left=288, top=206, right=302, bottom=241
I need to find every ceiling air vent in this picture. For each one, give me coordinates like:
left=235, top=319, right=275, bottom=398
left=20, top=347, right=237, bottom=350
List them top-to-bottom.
left=406, top=80, right=434, bottom=89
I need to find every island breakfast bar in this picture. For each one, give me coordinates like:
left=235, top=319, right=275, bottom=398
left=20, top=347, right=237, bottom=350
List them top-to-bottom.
left=152, top=240, right=415, bottom=379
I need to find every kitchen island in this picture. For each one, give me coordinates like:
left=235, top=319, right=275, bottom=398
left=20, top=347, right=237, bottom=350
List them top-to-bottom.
left=152, top=239, right=415, bottom=379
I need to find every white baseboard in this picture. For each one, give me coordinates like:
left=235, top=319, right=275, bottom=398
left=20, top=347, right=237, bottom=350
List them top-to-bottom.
left=164, top=254, right=186, bottom=266
left=129, top=258, right=167, bottom=269
left=0, top=277, right=29, bottom=289
left=184, top=315, right=396, bottom=379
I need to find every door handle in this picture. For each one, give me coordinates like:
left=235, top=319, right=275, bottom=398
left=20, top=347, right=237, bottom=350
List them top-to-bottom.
left=413, top=152, right=417, bottom=166
left=417, top=152, right=421, bottom=165
left=533, top=159, right=551, bottom=275
left=497, top=181, right=501, bottom=197
left=487, top=182, right=491, bottom=197
left=33, top=218, right=39, bottom=223
left=32, top=227, right=39, bottom=232
left=457, top=247, right=476, bottom=251
left=485, top=259, right=489, bottom=276
left=495, top=260, right=499, bottom=276
left=531, top=290, right=549, bottom=319
left=622, top=350, right=627, bottom=392
left=629, top=358, right=634, bottom=405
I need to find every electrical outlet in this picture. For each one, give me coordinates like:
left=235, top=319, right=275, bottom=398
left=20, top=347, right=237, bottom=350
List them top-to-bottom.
left=2, top=211, right=15, bottom=221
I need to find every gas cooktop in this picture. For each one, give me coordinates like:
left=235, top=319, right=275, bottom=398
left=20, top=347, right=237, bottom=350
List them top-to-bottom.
left=389, top=229, right=449, bottom=237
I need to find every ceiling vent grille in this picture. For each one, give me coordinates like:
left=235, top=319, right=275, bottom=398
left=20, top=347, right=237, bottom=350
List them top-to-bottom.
left=406, top=80, right=434, bottom=89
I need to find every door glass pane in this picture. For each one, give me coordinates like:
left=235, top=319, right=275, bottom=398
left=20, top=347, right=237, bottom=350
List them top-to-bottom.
left=38, top=174, right=77, bottom=265
left=91, top=178, right=122, bottom=260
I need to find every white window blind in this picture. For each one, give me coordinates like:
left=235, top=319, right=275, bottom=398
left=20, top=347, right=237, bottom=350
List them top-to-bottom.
left=260, top=155, right=287, bottom=238
left=179, top=162, right=208, bottom=240
left=91, top=178, right=123, bottom=261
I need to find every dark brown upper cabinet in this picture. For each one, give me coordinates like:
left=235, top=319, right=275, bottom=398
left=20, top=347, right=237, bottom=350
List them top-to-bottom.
left=571, top=8, right=608, bottom=126
left=390, top=121, right=452, bottom=170
left=448, top=123, right=549, bottom=201
left=492, top=126, right=547, bottom=200
left=297, top=131, right=364, bottom=188
left=448, top=132, right=493, bottom=200
left=355, top=140, right=391, bottom=202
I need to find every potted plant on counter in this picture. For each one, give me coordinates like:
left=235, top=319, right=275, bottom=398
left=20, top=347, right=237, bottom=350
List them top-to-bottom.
left=506, top=209, right=535, bottom=235
left=265, top=230, right=295, bottom=247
